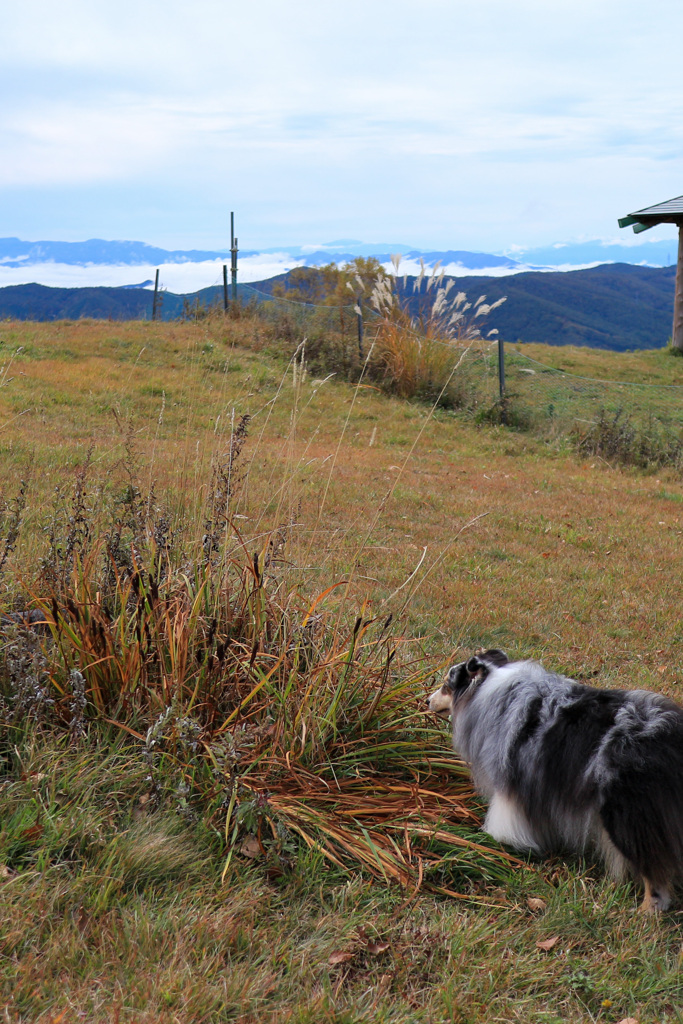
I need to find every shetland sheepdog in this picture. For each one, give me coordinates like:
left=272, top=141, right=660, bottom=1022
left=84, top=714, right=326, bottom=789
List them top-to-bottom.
left=429, top=649, right=683, bottom=912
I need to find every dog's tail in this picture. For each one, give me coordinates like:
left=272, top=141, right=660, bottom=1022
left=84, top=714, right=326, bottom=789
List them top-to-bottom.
left=599, top=699, right=683, bottom=905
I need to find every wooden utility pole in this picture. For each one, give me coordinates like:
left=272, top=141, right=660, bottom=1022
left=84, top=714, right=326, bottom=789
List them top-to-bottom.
left=619, top=196, right=683, bottom=350
left=230, top=212, right=238, bottom=304
left=152, top=269, right=160, bottom=321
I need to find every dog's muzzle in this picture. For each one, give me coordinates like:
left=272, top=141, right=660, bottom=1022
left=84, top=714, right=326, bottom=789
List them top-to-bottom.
left=428, top=686, right=452, bottom=718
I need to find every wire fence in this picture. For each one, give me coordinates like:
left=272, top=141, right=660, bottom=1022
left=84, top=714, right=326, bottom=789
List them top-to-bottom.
left=210, top=281, right=683, bottom=448
left=238, top=283, right=358, bottom=337
left=502, top=350, right=683, bottom=436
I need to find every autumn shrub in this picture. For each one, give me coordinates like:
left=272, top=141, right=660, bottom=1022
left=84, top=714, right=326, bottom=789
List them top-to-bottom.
left=0, top=427, right=518, bottom=897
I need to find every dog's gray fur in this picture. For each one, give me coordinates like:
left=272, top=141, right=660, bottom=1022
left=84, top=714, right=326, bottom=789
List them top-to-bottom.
left=429, top=649, right=683, bottom=911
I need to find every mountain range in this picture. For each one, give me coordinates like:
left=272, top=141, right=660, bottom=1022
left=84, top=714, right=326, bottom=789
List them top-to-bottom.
left=0, top=263, right=676, bottom=351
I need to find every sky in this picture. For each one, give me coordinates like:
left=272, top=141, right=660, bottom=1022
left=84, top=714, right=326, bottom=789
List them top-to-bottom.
left=3, top=0, right=683, bottom=253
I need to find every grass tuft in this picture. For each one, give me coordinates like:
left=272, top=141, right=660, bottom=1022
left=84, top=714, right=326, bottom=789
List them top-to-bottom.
left=365, top=259, right=505, bottom=409
left=576, top=406, right=683, bottom=471
left=0, top=420, right=514, bottom=900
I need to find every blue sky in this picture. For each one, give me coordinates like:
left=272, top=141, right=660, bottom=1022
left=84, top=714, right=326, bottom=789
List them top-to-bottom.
left=3, top=0, right=683, bottom=251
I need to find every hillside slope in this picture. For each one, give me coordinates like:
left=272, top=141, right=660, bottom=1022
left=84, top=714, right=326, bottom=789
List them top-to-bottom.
left=443, top=263, right=676, bottom=349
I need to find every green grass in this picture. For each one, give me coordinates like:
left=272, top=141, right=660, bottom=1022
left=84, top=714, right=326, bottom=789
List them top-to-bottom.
left=3, top=315, right=683, bottom=1021
left=510, top=341, right=683, bottom=384
left=4, top=735, right=683, bottom=1022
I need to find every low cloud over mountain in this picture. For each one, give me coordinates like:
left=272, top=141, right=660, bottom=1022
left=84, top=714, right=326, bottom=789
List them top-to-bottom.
left=0, top=236, right=676, bottom=294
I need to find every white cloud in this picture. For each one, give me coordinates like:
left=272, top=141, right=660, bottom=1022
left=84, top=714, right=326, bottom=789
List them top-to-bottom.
left=2, top=0, right=683, bottom=248
left=0, top=98, right=179, bottom=186
left=0, top=254, right=304, bottom=291
left=379, top=258, right=534, bottom=278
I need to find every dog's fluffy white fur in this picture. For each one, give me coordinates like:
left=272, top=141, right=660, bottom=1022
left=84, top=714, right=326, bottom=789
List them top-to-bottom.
left=429, top=649, right=683, bottom=912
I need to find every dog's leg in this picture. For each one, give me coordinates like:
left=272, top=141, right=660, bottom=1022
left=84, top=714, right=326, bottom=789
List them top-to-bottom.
left=484, top=791, right=541, bottom=854
left=596, top=827, right=629, bottom=881
left=640, top=878, right=671, bottom=914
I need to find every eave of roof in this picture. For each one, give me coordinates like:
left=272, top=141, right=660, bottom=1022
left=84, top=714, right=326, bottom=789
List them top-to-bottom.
left=619, top=195, right=683, bottom=233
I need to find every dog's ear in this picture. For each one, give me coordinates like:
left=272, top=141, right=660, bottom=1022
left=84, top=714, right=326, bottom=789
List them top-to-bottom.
left=445, top=649, right=506, bottom=699
left=480, top=649, right=508, bottom=667
left=445, top=650, right=506, bottom=695
left=466, top=650, right=506, bottom=683
left=466, top=656, right=487, bottom=678
left=444, top=660, right=473, bottom=694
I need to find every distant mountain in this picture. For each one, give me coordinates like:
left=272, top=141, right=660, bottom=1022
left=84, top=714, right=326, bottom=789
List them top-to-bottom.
left=0, top=236, right=519, bottom=273
left=0, top=237, right=239, bottom=268
left=517, top=239, right=677, bottom=269
left=293, top=241, right=415, bottom=257
left=261, top=247, right=522, bottom=271
left=396, top=263, right=677, bottom=350
left=0, top=264, right=676, bottom=350
left=0, top=283, right=158, bottom=319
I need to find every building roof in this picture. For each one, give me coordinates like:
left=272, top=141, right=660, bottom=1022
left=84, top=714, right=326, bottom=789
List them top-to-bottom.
left=619, top=195, right=683, bottom=233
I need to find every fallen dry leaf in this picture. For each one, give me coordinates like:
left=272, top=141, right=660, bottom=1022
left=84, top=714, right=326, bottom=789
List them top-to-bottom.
left=20, top=823, right=44, bottom=842
left=239, top=836, right=261, bottom=859
left=265, top=857, right=292, bottom=881
left=0, top=865, right=17, bottom=881
left=527, top=897, right=547, bottom=913
left=75, top=908, right=90, bottom=934
left=535, top=936, right=559, bottom=951
left=366, top=941, right=391, bottom=955
left=328, top=951, right=354, bottom=965
left=616, top=1019, right=639, bottom=1024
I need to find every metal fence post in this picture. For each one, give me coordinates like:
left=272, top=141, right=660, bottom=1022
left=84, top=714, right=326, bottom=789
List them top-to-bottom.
left=497, top=335, right=506, bottom=423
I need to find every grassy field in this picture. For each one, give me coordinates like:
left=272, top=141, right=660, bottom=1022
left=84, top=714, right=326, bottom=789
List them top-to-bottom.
left=3, top=316, right=683, bottom=1023
left=510, top=341, right=683, bottom=384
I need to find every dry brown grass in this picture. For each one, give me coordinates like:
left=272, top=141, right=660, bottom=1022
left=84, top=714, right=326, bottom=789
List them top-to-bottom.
left=2, top=317, right=683, bottom=685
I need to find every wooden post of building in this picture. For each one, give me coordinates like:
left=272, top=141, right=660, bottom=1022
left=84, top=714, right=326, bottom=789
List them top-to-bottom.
left=619, top=197, right=683, bottom=349
left=673, top=225, right=683, bottom=351
left=223, top=265, right=229, bottom=312
left=152, top=268, right=160, bottom=321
